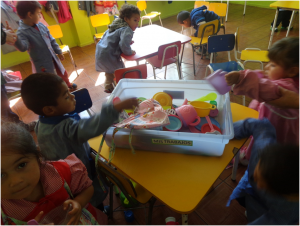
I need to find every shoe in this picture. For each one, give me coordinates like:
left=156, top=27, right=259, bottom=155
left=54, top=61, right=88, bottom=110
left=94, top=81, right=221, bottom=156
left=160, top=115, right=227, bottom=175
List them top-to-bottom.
left=270, top=26, right=278, bottom=32
left=281, top=26, right=293, bottom=30
left=68, top=83, right=77, bottom=91
left=104, top=88, right=114, bottom=93
left=23, top=120, right=38, bottom=132
left=103, top=205, right=110, bottom=216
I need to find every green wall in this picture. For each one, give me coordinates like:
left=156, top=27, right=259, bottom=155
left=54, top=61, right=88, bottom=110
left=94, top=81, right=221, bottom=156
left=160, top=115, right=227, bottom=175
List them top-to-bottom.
left=1, top=1, right=273, bottom=68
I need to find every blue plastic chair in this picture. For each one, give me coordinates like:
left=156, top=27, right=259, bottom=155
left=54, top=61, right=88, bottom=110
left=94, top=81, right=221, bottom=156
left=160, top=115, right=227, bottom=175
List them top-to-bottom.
left=205, top=34, right=244, bottom=77
left=69, top=88, right=93, bottom=116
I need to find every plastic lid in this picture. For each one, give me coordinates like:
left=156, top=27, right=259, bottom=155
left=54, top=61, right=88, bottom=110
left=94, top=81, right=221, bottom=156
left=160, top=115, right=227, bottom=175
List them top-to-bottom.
left=153, top=92, right=172, bottom=106
left=164, top=116, right=182, bottom=131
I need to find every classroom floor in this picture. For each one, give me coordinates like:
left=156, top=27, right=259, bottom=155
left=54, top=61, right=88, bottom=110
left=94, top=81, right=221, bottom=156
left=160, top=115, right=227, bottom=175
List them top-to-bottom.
left=3, top=3, right=299, bottom=225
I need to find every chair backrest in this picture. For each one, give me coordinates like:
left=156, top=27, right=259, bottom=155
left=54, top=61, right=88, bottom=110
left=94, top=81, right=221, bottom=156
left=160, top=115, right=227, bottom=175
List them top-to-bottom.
left=137, top=1, right=147, bottom=11
left=194, top=1, right=210, bottom=9
left=209, top=3, right=227, bottom=17
left=90, top=13, right=110, bottom=28
left=197, top=19, right=219, bottom=41
left=47, top=25, right=63, bottom=39
left=207, top=34, right=235, bottom=53
left=157, top=41, right=181, bottom=61
left=115, top=64, right=147, bottom=84
left=69, top=88, right=93, bottom=114
left=91, top=152, right=138, bottom=199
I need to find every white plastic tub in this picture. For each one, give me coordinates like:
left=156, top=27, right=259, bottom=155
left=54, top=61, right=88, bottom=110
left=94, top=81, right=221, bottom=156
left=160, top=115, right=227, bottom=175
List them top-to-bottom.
left=105, top=79, right=234, bottom=156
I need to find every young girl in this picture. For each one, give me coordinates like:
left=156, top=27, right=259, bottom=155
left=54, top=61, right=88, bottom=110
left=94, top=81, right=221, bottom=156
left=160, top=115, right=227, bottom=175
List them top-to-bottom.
left=95, top=4, right=140, bottom=93
left=225, top=37, right=299, bottom=144
left=1, top=122, right=107, bottom=225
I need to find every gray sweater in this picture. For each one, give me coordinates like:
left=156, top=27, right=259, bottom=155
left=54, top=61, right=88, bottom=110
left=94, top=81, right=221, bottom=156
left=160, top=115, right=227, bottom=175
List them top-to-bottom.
left=35, top=103, right=119, bottom=206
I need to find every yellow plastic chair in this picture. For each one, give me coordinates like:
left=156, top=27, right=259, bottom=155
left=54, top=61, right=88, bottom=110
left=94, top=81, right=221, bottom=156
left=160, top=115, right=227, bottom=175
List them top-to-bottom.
left=137, top=0, right=163, bottom=27
left=194, top=1, right=210, bottom=9
left=209, top=3, right=227, bottom=34
left=90, top=13, right=110, bottom=44
left=189, top=19, right=219, bottom=75
left=47, top=25, right=79, bottom=78
left=235, top=27, right=269, bottom=70
left=91, top=150, right=156, bottom=224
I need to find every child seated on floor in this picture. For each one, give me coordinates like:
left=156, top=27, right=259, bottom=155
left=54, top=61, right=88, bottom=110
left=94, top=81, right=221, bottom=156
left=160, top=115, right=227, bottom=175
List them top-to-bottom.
left=13, top=1, right=76, bottom=91
left=95, top=4, right=140, bottom=93
left=225, top=37, right=299, bottom=144
left=20, top=73, right=138, bottom=211
left=227, top=118, right=299, bottom=225
left=1, top=122, right=108, bottom=225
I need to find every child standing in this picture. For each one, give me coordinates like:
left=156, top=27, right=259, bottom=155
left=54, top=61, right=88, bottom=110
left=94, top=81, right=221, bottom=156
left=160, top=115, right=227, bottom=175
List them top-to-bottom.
left=14, top=1, right=76, bottom=91
left=95, top=4, right=140, bottom=93
left=270, top=9, right=293, bottom=32
left=225, top=37, right=299, bottom=144
left=20, top=73, right=138, bottom=210
left=1, top=122, right=107, bottom=225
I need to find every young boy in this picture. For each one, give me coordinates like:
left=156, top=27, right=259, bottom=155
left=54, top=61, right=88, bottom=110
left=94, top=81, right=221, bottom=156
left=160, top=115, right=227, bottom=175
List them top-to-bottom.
left=14, top=1, right=76, bottom=91
left=177, top=5, right=220, bottom=37
left=21, top=73, right=138, bottom=210
left=227, top=118, right=299, bottom=225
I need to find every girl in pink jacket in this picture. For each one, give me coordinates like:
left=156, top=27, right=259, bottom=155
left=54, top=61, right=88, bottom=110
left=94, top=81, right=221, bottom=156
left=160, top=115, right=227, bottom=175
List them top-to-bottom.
left=225, top=37, right=299, bottom=144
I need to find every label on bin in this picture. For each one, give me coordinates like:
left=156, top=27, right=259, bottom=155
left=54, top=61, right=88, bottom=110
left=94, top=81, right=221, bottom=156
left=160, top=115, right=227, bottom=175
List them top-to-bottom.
left=152, top=139, right=193, bottom=146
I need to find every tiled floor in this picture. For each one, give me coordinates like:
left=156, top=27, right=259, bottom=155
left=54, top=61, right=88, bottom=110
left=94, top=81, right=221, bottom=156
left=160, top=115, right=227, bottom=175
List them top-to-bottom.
left=3, top=3, right=299, bottom=225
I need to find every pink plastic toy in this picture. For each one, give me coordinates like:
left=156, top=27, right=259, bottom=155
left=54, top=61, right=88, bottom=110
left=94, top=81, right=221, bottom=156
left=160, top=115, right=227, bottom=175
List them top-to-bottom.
left=206, top=69, right=231, bottom=95
left=175, top=105, right=201, bottom=127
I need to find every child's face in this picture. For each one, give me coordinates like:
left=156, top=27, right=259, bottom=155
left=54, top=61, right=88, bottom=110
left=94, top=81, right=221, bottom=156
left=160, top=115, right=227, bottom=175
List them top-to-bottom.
left=27, top=8, right=42, bottom=24
left=124, top=14, right=140, bottom=31
left=181, top=18, right=191, bottom=28
left=264, top=61, right=287, bottom=80
left=44, top=82, right=76, bottom=116
left=1, top=153, right=40, bottom=200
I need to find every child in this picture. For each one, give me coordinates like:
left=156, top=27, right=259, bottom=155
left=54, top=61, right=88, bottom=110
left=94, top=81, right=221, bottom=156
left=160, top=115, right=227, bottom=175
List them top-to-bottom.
left=13, top=1, right=77, bottom=91
left=95, top=4, right=140, bottom=93
left=177, top=5, right=220, bottom=55
left=270, top=9, right=293, bottom=32
left=225, top=37, right=299, bottom=144
left=20, top=73, right=138, bottom=209
left=227, top=118, right=299, bottom=224
left=1, top=121, right=108, bottom=225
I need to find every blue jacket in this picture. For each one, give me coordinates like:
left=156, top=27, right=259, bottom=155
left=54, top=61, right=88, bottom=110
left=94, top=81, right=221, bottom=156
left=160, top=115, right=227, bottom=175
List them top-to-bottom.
left=190, top=6, right=220, bottom=37
left=14, top=21, right=65, bottom=74
left=227, top=118, right=299, bottom=225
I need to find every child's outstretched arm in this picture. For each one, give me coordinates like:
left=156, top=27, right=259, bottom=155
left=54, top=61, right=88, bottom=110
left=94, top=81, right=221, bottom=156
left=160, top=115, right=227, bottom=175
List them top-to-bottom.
left=119, top=27, right=135, bottom=55
left=14, top=31, right=30, bottom=52
left=225, top=70, right=282, bottom=102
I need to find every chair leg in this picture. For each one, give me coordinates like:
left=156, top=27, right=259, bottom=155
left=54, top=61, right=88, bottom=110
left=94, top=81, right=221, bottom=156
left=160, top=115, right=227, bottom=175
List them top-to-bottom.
left=159, top=15, right=163, bottom=27
left=140, top=18, right=143, bottom=28
left=193, top=47, right=196, bottom=76
left=68, top=50, right=79, bottom=78
left=176, top=60, right=181, bottom=80
left=152, top=66, right=156, bottom=79
left=164, top=66, right=167, bottom=79
left=243, top=95, right=246, bottom=106
left=231, top=149, right=240, bottom=181
left=109, top=183, right=114, bottom=219
left=147, top=197, right=156, bottom=225
left=182, top=214, right=188, bottom=225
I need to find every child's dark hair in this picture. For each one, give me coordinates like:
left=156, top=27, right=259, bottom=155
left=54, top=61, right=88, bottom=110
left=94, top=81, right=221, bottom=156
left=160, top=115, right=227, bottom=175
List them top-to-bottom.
left=16, top=1, right=41, bottom=19
left=119, top=4, right=140, bottom=20
left=177, top=11, right=190, bottom=24
left=268, top=37, right=299, bottom=71
left=21, top=73, right=64, bottom=116
left=1, top=121, right=43, bottom=160
left=259, top=144, right=299, bottom=196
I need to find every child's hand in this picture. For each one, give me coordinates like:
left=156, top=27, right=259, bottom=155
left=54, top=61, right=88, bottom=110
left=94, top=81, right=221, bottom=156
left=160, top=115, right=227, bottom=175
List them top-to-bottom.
left=5, top=21, right=14, bottom=32
left=4, top=30, right=17, bottom=45
left=131, top=50, right=136, bottom=55
left=58, top=54, right=65, bottom=61
left=225, top=71, right=241, bottom=86
left=114, top=98, right=139, bottom=112
left=63, top=200, right=82, bottom=225
left=33, top=211, right=54, bottom=225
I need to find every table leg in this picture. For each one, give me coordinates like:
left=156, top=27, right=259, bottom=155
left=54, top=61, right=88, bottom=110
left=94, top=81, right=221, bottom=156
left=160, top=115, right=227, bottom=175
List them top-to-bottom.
left=225, top=0, right=229, bottom=22
left=243, top=1, right=246, bottom=15
left=268, top=8, right=279, bottom=49
left=286, top=10, right=295, bottom=37
left=180, top=43, right=185, bottom=66
left=231, top=149, right=240, bottom=181
left=182, top=214, right=188, bottom=225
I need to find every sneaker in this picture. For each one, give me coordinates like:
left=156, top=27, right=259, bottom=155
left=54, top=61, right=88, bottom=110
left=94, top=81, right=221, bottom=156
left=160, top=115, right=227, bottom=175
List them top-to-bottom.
left=270, top=26, right=278, bottom=32
left=281, top=26, right=293, bottom=30
left=68, top=83, right=77, bottom=91
left=104, top=88, right=114, bottom=93
left=22, top=120, right=37, bottom=132
left=103, top=205, right=110, bottom=216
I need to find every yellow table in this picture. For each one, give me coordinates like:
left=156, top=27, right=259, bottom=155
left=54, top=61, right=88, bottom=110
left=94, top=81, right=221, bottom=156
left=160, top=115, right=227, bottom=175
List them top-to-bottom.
left=268, top=1, right=299, bottom=49
left=89, top=103, right=258, bottom=219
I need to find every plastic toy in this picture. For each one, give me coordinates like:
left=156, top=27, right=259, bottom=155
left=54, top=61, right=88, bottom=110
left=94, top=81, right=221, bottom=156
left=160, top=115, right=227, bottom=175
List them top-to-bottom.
left=206, top=69, right=231, bottom=95
left=153, top=92, right=172, bottom=106
left=193, top=92, right=217, bottom=102
left=209, top=100, right=217, bottom=107
left=189, top=101, right=216, bottom=117
left=175, top=105, right=201, bottom=127
left=209, top=108, right=219, bottom=117
left=164, top=115, right=183, bottom=131
left=195, top=116, right=221, bottom=131
left=202, top=116, right=222, bottom=134
left=124, top=210, right=135, bottom=223
left=165, top=217, right=179, bottom=225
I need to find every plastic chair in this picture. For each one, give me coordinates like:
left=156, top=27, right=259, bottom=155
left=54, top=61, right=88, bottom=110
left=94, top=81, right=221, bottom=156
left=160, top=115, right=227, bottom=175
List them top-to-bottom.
left=137, top=0, right=163, bottom=27
left=194, top=1, right=210, bottom=9
left=209, top=3, right=227, bottom=34
left=90, top=13, right=110, bottom=44
left=189, top=19, right=219, bottom=75
left=47, top=25, right=79, bottom=78
left=235, top=27, right=269, bottom=70
left=205, top=34, right=244, bottom=77
left=146, top=41, right=182, bottom=80
left=115, top=64, right=147, bottom=84
left=69, top=88, right=93, bottom=116
left=90, top=150, right=156, bottom=224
